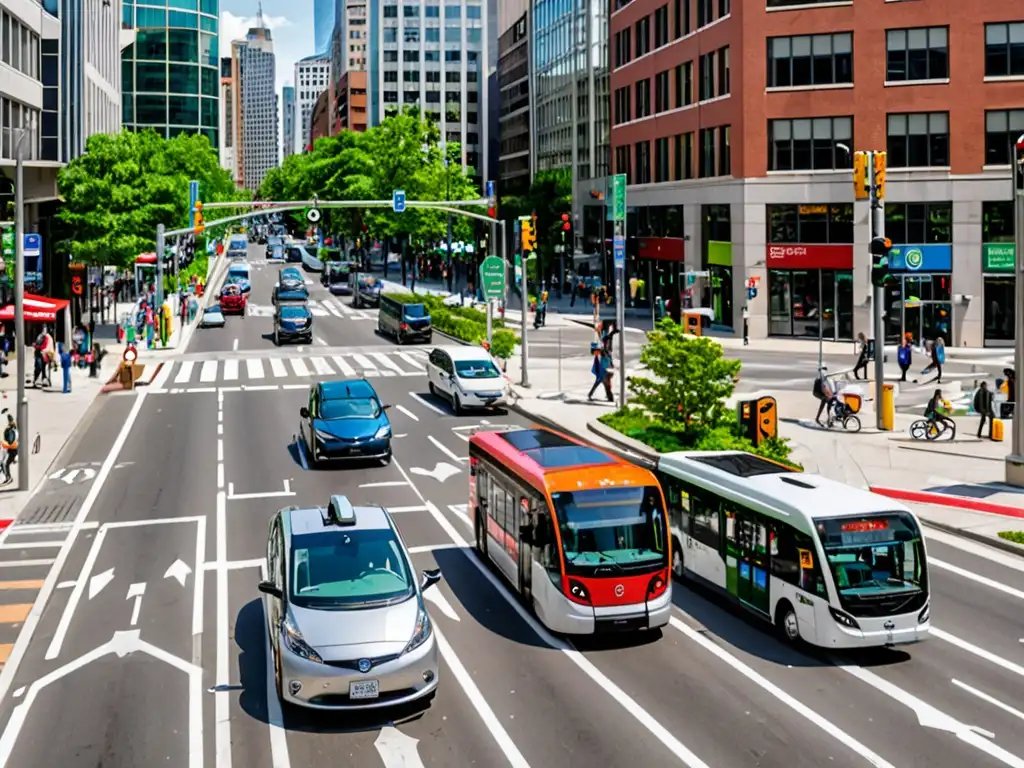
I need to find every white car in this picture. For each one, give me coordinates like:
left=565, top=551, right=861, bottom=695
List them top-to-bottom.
left=199, top=304, right=226, bottom=328
left=426, top=346, right=507, bottom=414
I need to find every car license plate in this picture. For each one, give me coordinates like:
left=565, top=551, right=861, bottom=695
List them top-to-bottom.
left=348, top=447, right=361, bottom=455
left=349, top=680, right=379, bottom=700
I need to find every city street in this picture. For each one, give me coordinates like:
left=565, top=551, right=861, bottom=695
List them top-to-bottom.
left=0, top=249, right=1021, bottom=767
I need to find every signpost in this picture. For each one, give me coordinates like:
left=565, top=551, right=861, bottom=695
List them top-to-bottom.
left=1007, top=135, right=1024, bottom=485
left=612, top=173, right=627, bottom=406
left=188, top=180, right=199, bottom=229
left=392, top=189, right=406, bottom=214
left=479, top=255, right=505, bottom=345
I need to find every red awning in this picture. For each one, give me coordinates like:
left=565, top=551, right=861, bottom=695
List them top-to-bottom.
left=136, top=253, right=158, bottom=265
left=24, top=293, right=70, bottom=311
left=0, top=306, right=55, bottom=323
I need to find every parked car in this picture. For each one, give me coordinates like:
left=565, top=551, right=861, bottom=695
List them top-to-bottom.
left=377, top=294, right=432, bottom=344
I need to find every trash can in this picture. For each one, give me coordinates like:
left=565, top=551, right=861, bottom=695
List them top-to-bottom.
left=683, top=312, right=702, bottom=336
left=738, top=396, right=778, bottom=446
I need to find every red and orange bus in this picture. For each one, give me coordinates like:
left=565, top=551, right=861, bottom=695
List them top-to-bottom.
left=468, top=426, right=671, bottom=634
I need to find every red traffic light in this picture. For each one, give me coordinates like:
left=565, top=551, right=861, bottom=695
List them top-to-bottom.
left=561, top=213, right=569, bottom=222
left=563, top=222, right=570, bottom=231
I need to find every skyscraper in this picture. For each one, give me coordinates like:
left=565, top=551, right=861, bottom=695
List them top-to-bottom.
left=314, top=0, right=336, bottom=57
left=121, top=1, right=221, bottom=149
left=233, top=23, right=279, bottom=191
left=295, top=55, right=330, bottom=154
left=219, top=57, right=236, bottom=178
left=282, top=86, right=296, bottom=159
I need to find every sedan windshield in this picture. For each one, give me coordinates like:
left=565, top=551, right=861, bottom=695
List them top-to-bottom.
left=455, top=359, right=500, bottom=379
left=320, top=397, right=381, bottom=420
left=552, top=486, right=666, bottom=573
left=290, top=529, right=413, bottom=608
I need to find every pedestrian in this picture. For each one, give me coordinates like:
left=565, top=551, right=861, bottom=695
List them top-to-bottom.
left=742, top=304, right=750, bottom=346
left=852, top=332, right=869, bottom=379
left=897, top=336, right=912, bottom=382
left=916, top=336, right=945, bottom=384
left=59, top=342, right=72, bottom=393
left=89, top=343, right=105, bottom=378
left=588, top=343, right=614, bottom=402
left=813, top=367, right=837, bottom=427
left=974, top=381, right=993, bottom=439
left=1, top=412, right=18, bottom=485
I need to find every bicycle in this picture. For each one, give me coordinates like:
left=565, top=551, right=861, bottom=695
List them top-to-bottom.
left=824, top=399, right=862, bottom=433
left=910, top=417, right=956, bottom=441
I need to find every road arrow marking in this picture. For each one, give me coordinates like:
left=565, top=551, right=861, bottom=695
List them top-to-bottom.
left=409, top=462, right=461, bottom=483
left=47, top=467, right=97, bottom=485
left=79, top=468, right=96, bottom=483
left=48, top=469, right=64, bottom=481
left=62, top=469, right=80, bottom=484
left=164, top=559, right=192, bottom=587
left=88, top=568, right=114, bottom=600
left=126, top=582, right=146, bottom=626
left=423, top=588, right=460, bottom=622
left=374, top=726, right=425, bottom=768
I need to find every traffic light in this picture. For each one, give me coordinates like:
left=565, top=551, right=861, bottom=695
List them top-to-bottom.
left=872, top=151, right=886, bottom=200
left=853, top=152, right=869, bottom=200
left=193, top=201, right=205, bottom=234
left=561, top=213, right=570, bottom=232
left=521, top=219, right=536, bottom=251
left=870, top=236, right=892, bottom=287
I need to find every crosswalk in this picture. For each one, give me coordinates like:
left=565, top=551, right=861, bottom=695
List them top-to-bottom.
left=246, top=298, right=374, bottom=320
left=155, top=349, right=428, bottom=388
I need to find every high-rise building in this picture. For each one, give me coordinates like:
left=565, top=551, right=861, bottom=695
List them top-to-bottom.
left=314, top=0, right=336, bottom=57
left=331, top=0, right=368, bottom=135
left=366, top=0, right=498, bottom=183
left=608, top=0, right=1020, bottom=347
left=120, top=1, right=221, bottom=149
left=498, top=8, right=529, bottom=199
left=234, top=24, right=279, bottom=192
left=295, top=55, right=330, bottom=153
left=219, top=56, right=236, bottom=178
left=282, top=85, right=296, bottom=159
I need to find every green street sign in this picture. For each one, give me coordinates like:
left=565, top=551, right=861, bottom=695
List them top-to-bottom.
left=612, top=173, right=627, bottom=221
left=1, top=230, right=13, bottom=258
left=982, top=242, right=1015, bottom=272
left=479, top=255, right=506, bottom=300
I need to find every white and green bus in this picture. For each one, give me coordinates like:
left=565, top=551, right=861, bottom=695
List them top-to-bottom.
left=656, top=451, right=930, bottom=648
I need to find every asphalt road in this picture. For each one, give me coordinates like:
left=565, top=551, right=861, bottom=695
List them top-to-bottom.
left=0, top=249, right=1023, bottom=766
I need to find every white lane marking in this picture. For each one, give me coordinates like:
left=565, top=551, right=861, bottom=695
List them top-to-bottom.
left=335, top=299, right=353, bottom=315
left=323, top=300, right=343, bottom=318
left=314, top=335, right=327, bottom=346
left=232, top=338, right=239, bottom=351
left=372, top=352, right=404, bottom=374
left=397, top=352, right=425, bottom=371
left=352, top=353, right=378, bottom=376
left=332, top=355, right=356, bottom=376
left=270, top=357, right=288, bottom=378
left=310, top=357, right=333, bottom=375
left=246, top=358, right=265, bottom=379
left=289, top=358, right=310, bottom=376
left=223, top=359, right=239, bottom=381
left=175, top=361, right=195, bottom=384
left=200, top=361, right=218, bottom=383
left=282, top=384, right=307, bottom=390
left=409, top=392, right=448, bottom=416
left=395, top=404, right=419, bottom=421
left=428, top=435, right=465, bottom=464
left=217, top=439, right=224, bottom=462
left=389, top=458, right=711, bottom=768
left=360, top=481, right=406, bottom=488
left=215, top=491, right=231, bottom=768
left=447, top=504, right=472, bottom=528
left=388, top=506, right=429, bottom=514
left=191, top=517, right=206, bottom=637
left=924, top=527, right=1024, bottom=574
left=0, top=541, right=63, bottom=550
left=408, top=543, right=460, bottom=554
left=203, top=558, right=264, bottom=571
left=931, top=558, right=1024, bottom=601
left=0, top=559, right=56, bottom=568
left=88, top=568, right=115, bottom=599
left=261, top=579, right=292, bottom=768
left=57, top=581, right=75, bottom=589
left=126, top=582, right=146, bottom=626
left=423, top=586, right=461, bottom=621
left=670, top=617, right=895, bottom=765
left=433, top=625, right=530, bottom=768
left=932, top=627, right=1024, bottom=680
left=841, top=663, right=1021, bottom=767
left=952, top=679, right=1024, bottom=723
left=375, top=726, right=425, bottom=768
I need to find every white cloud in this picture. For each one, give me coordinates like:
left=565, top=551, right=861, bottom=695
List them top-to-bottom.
left=219, top=11, right=291, bottom=58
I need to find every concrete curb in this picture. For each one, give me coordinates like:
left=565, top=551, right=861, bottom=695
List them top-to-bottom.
left=586, top=418, right=658, bottom=460
left=869, top=485, right=1024, bottom=520
left=920, top=519, right=1024, bottom=559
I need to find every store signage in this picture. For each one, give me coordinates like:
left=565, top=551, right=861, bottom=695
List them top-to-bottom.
left=798, top=204, right=828, bottom=215
left=637, top=237, right=684, bottom=262
left=888, top=243, right=951, bottom=273
left=982, top=243, right=1015, bottom=273
left=766, top=244, right=853, bottom=270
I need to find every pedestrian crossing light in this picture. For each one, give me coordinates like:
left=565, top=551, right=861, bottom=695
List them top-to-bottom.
left=872, top=151, right=886, bottom=200
left=852, top=152, right=869, bottom=200
left=193, top=201, right=205, bottom=234
left=521, top=219, right=536, bottom=252
left=870, top=236, right=892, bottom=287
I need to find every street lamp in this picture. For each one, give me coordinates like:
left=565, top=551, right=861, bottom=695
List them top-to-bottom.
left=11, top=124, right=34, bottom=489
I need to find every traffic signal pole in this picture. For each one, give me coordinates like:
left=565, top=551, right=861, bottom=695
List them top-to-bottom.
left=1007, top=135, right=1024, bottom=485
left=868, top=150, right=887, bottom=430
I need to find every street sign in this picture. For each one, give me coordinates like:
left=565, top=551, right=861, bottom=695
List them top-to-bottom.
left=612, top=174, right=627, bottom=221
left=485, top=180, right=495, bottom=204
left=393, top=189, right=406, bottom=213
left=306, top=207, right=321, bottom=223
left=1, top=230, right=12, bottom=258
left=23, top=233, right=41, bottom=258
left=613, top=234, right=625, bottom=269
left=479, top=255, right=506, bottom=300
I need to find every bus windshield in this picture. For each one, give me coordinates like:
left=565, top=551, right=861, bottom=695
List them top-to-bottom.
left=552, top=486, right=666, bottom=573
left=816, top=513, right=926, bottom=613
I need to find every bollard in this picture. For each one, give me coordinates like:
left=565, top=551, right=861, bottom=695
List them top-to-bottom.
left=880, top=382, right=896, bottom=431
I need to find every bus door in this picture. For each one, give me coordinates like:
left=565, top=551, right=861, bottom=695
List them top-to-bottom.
left=517, top=497, right=533, bottom=602
left=725, top=509, right=771, bottom=616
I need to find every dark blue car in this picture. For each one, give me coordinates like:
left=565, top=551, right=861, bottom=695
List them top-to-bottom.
left=273, top=303, right=313, bottom=345
left=298, top=379, right=393, bottom=466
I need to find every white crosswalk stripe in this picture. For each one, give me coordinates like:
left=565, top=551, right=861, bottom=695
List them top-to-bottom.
left=244, top=300, right=377, bottom=320
left=160, top=350, right=428, bottom=388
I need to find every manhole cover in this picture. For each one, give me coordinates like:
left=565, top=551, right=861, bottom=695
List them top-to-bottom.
left=18, top=496, right=83, bottom=525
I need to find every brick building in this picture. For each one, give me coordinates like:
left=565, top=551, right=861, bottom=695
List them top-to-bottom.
left=609, top=0, right=1022, bottom=347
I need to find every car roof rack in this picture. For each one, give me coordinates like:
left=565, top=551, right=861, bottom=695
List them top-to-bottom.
left=323, top=495, right=356, bottom=526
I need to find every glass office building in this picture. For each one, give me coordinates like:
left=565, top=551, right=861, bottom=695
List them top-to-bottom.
left=121, top=0, right=221, bottom=148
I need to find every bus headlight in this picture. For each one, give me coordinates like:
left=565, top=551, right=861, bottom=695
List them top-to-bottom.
left=646, top=573, right=668, bottom=599
left=567, top=579, right=591, bottom=604
left=917, top=603, right=930, bottom=624
left=828, top=606, right=860, bottom=630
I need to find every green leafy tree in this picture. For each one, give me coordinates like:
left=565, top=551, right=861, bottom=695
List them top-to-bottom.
left=628, top=318, right=741, bottom=437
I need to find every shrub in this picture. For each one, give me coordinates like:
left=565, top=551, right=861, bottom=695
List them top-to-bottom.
left=381, top=291, right=517, bottom=346
left=490, top=328, right=518, bottom=360
left=998, top=531, right=1024, bottom=545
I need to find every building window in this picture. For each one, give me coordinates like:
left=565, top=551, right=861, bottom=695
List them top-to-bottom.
left=674, top=0, right=690, bottom=38
left=696, top=0, right=712, bottom=28
left=719, top=0, right=730, bottom=14
left=384, top=4, right=398, bottom=17
left=654, top=5, right=669, bottom=48
left=636, top=17, right=651, bottom=58
left=985, top=22, right=1024, bottom=77
left=885, top=27, right=948, bottom=82
left=614, top=28, right=632, bottom=69
left=767, top=33, right=852, bottom=88
left=718, top=47, right=730, bottom=95
left=699, top=52, right=714, bottom=100
left=675, top=61, right=693, bottom=107
left=655, top=70, right=670, bottom=112
left=635, top=78, right=651, bottom=119
left=614, top=86, right=631, bottom=125
left=984, top=109, right=1024, bottom=165
left=887, top=112, right=949, bottom=167
left=768, top=116, right=852, bottom=171
left=718, top=126, right=731, bottom=176
left=700, top=127, right=724, bottom=177
left=674, top=132, right=694, bottom=179
left=655, top=136, right=670, bottom=182
left=635, top=141, right=651, bottom=184
left=615, top=145, right=632, bottom=183
left=983, top=200, right=1014, bottom=242
left=885, top=202, right=952, bottom=243
left=768, top=203, right=854, bottom=244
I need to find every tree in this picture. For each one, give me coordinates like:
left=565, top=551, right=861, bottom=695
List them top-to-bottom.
left=56, top=130, right=245, bottom=267
left=627, top=318, right=741, bottom=438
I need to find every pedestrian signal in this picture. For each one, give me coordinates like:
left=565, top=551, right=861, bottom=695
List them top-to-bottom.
left=853, top=152, right=869, bottom=200
left=193, top=201, right=205, bottom=234
left=521, top=219, right=536, bottom=252
left=870, top=236, right=892, bottom=287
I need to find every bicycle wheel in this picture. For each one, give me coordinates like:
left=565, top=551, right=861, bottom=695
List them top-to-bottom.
left=843, top=415, right=862, bottom=433
left=945, top=420, right=956, bottom=441
left=910, top=421, right=928, bottom=440
left=925, top=422, right=942, bottom=440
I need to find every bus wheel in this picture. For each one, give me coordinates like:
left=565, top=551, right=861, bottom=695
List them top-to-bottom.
left=475, top=512, right=487, bottom=560
left=671, top=538, right=686, bottom=582
left=775, top=601, right=800, bottom=644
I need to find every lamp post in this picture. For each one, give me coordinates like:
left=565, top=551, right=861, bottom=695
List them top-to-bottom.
left=12, top=127, right=31, bottom=489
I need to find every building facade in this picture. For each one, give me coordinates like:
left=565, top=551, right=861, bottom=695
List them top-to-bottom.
left=315, top=0, right=336, bottom=57
left=331, top=0, right=368, bottom=135
left=609, top=0, right=1023, bottom=347
left=121, top=1, right=220, bottom=149
left=498, top=11, right=530, bottom=198
left=235, top=25, right=279, bottom=191
left=295, top=55, right=329, bottom=153
left=219, top=56, right=236, bottom=177
left=336, top=71, right=368, bottom=133
left=282, top=84, right=296, bottom=158
left=310, top=87, right=331, bottom=145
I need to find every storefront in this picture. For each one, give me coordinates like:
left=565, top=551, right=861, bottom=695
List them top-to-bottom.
left=637, top=237, right=684, bottom=318
left=706, top=241, right=733, bottom=330
left=982, top=243, right=1014, bottom=346
left=767, top=244, right=854, bottom=339
left=883, top=244, right=952, bottom=344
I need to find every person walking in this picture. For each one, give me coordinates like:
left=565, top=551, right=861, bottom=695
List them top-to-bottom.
left=742, top=305, right=750, bottom=346
left=852, top=332, right=869, bottom=380
left=916, top=336, right=945, bottom=384
left=897, top=337, right=912, bottom=382
left=59, top=342, right=72, bottom=393
left=588, top=343, right=614, bottom=402
left=813, top=367, right=838, bottom=427
left=974, top=381, right=994, bottom=439
left=1, top=412, right=18, bottom=485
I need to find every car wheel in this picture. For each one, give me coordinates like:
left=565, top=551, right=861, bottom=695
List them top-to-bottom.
left=274, top=330, right=280, bottom=346
left=429, top=381, right=437, bottom=396
left=453, top=393, right=463, bottom=416
left=775, top=601, right=801, bottom=645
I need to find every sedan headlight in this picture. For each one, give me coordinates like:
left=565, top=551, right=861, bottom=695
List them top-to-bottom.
left=374, top=425, right=392, bottom=440
left=314, top=429, right=335, bottom=442
left=403, top=606, right=432, bottom=655
left=282, top=614, right=323, bottom=663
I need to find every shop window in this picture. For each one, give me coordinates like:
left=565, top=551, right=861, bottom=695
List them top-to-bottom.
left=985, top=22, right=1024, bottom=78
left=886, top=27, right=948, bottom=82
left=767, top=32, right=852, bottom=88
left=984, top=109, right=1024, bottom=166
left=887, top=112, right=949, bottom=168
left=769, top=116, right=852, bottom=171
left=983, top=201, right=1014, bottom=242
left=884, top=202, right=952, bottom=243
left=768, top=203, right=853, bottom=244
left=703, top=204, right=731, bottom=241
left=984, top=278, right=1015, bottom=343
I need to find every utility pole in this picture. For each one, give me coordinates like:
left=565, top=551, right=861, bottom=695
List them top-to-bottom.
left=14, top=134, right=28, bottom=489
left=1007, top=135, right=1024, bottom=485
left=869, top=150, right=886, bottom=429
left=611, top=174, right=627, bottom=407
left=519, top=216, right=535, bottom=388
left=155, top=223, right=165, bottom=309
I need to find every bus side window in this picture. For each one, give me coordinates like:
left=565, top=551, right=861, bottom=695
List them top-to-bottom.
left=662, top=476, right=691, bottom=535
left=490, top=480, right=504, bottom=529
left=505, top=490, right=519, bottom=535
left=690, top=493, right=720, bottom=549
left=534, top=510, right=560, bottom=583
left=770, top=525, right=802, bottom=585
left=794, top=530, right=827, bottom=597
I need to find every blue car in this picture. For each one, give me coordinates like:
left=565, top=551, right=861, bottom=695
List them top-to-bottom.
left=298, top=379, right=393, bottom=466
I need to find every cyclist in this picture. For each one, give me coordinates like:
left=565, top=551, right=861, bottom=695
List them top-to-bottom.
left=813, top=367, right=838, bottom=427
left=924, top=388, right=955, bottom=436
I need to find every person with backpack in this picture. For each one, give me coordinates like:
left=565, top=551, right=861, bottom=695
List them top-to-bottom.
left=916, top=336, right=945, bottom=384
left=897, top=337, right=912, bottom=382
left=813, top=367, right=838, bottom=427
left=974, top=381, right=994, bottom=439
